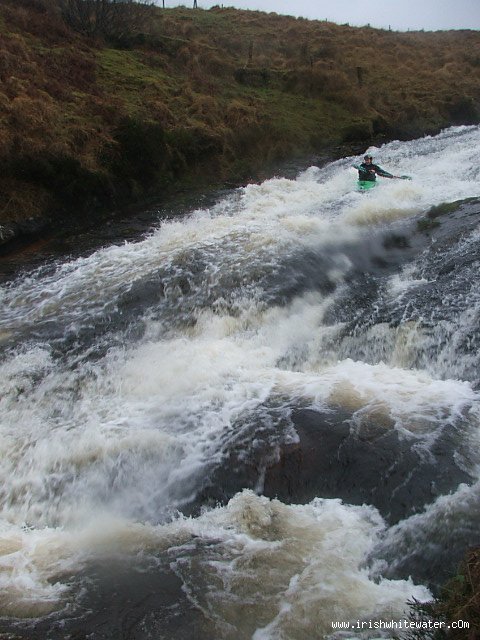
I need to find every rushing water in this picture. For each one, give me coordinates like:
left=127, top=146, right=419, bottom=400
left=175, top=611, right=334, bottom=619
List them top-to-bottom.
left=1, top=126, right=480, bottom=638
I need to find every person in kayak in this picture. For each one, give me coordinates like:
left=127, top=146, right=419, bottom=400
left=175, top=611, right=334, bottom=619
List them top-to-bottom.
left=358, top=154, right=396, bottom=181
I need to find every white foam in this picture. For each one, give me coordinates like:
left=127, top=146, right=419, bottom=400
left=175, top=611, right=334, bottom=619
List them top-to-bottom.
left=387, top=264, right=431, bottom=299
left=1, top=286, right=478, bottom=531
left=300, top=359, right=478, bottom=438
left=0, top=491, right=431, bottom=623
left=175, top=491, right=431, bottom=639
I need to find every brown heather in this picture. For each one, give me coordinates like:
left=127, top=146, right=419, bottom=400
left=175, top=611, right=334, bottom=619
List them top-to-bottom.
left=0, top=0, right=479, bottom=231
left=409, top=548, right=480, bottom=639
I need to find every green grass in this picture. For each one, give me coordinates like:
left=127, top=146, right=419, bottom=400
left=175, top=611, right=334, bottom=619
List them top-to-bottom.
left=96, top=48, right=172, bottom=114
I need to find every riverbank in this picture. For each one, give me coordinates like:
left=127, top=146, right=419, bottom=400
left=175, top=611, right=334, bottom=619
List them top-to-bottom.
left=1, top=0, right=479, bottom=251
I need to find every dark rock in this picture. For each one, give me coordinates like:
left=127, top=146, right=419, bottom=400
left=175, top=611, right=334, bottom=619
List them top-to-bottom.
left=184, top=403, right=473, bottom=527
left=263, top=408, right=473, bottom=525
left=0, top=555, right=209, bottom=640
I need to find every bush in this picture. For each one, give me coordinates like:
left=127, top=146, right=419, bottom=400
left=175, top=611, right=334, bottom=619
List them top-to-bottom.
left=56, top=0, right=154, bottom=42
left=446, top=96, right=479, bottom=125
left=110, top=116, right=169, bottom=185
left=342, top=120, right=373, bottom=142
left=6, top=153, right=111, bottom=210
left=408, top=548, right=480, bottom=639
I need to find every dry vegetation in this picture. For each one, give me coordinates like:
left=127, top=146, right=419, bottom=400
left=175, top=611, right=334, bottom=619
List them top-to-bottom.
left=0, top=0, right=479, bottom=239
left=409, top=548, right=480, bottom=639
left=436, top=548, right=480, bottom=639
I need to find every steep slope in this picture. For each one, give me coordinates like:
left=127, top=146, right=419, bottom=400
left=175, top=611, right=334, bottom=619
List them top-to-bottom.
left=0, top=0, right=479, bottom=244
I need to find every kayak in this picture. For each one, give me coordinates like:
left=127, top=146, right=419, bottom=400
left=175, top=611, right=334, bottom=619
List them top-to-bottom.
left=357, top=180, right=377, bottom=191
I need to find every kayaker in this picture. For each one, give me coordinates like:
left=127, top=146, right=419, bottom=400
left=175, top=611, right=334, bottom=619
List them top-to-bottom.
left=358, top=154, right=396, bottom=182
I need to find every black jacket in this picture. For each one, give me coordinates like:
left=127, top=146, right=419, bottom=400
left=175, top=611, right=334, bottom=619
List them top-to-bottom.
left=358, top=162, right=393, bottom=181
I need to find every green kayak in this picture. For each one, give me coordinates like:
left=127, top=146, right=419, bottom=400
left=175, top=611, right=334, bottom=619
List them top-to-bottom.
left=357, top=180, right=377, bottom=191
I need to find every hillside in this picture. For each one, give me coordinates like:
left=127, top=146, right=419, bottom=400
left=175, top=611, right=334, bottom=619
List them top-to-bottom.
left=1, top=0, right=479, bottom=245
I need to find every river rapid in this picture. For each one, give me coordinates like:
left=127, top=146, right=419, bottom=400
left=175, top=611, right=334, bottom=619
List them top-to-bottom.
left=1, top=126, right=480, bottom=639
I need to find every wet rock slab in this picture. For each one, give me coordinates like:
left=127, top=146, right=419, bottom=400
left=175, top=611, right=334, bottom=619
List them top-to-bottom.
left=192, top=405, right=474, bottom=527
left=264, top=408, right=473, bottom=524
left=0, top=556, right=209, bottom=640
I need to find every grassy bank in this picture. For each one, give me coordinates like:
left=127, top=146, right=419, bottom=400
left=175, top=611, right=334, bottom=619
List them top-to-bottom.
left=0, top=0, right=479, bottom=244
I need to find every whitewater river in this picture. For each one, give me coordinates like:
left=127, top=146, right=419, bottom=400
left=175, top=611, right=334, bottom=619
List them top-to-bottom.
left=1, top=126, right=480, bottom=639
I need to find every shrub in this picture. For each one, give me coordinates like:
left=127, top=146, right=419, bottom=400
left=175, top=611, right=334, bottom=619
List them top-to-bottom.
left=56, top=0, right=154, bottom=42
left=446, top=96, right=479, bottom=124
left=110, top=116, right=169, bottom=185
left=341, top=120, right=373, bottom=142
left=5, top=153, right=111, bottom=212
left=408, top=548, right=480, bottom=639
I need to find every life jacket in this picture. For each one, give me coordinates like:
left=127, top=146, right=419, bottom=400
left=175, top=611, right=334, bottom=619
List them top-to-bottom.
left=358, top=162, right=379, bottom=181
left=358, top=162, right=393, bottom=181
